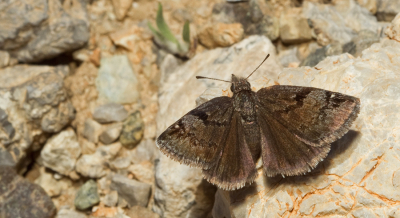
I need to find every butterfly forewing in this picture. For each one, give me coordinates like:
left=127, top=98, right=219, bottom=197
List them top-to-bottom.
left=256, top=85, right=360, bottom=147
left=156, top=96, right=234, bottom=169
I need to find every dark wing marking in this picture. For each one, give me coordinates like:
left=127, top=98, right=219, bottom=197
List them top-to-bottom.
left=256, top=85, right=360, bottom=147
left=156, top=96, right=233, bottom=169
left=202, top=112, right=257, bottom=190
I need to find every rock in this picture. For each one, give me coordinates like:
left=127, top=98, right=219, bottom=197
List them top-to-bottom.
left=0, top=0, right=89, bottom=63
left=112, top=0, right=133, bottom=20
left=357, top=0, right=377, bottom=14
left=376, top=0, right=400, bottom=21
left=303, top=1, right=379, bottom=45
left=212, top=2, right=279, bottom=40
left=172, top=8, right=194, bottom=23
left=279, top=8, right=312, bottom=44
left=385, top=12, right=400, bottom=41
left=198, top=23, right=244, bottom=49
left=343, top=30, right=380, bottom=57
left=155, top=35, right=281, bottom=218
left=211, top=36, right=400, bottom=216
left=300, top=42, right=343, bottom=67
left=277, top=46, right=300, bottom=68
left=0, top=51, right=11, bottom=68
left=96, top=55, right=140, bottom=104
left=0, top=64, right=73, bottom=170
left=41, top=101, right=75, bottom=133
left=93, top=103, right=129, bottom=124
left=0, top=108, right=15, bottom=140
left=120, top=111, right=144, bottom=149
left=82, top=118, right=103, bottom=143
left=99, top=124, right=123, bottom=145
left=41, top=128, right=81, bottom=176
left=79, top=137, right=97, bottom=155
left=130, top=139, right=159, bottom=164
left=76, top=142, right=121, bottom=178
left=96, top=142, right=122, bottom=160
left=0, top=147, right=15, bottom=167
left=76, top=153, right=107, bottom=178
left=110, top=156, right=131, bottom=170
left=128, top=161, right=154, bottom=184
left=0, top=166, right=56, bottom=218
left=35, top=167, right=66, bottom=197
left=110, top=174, right=152, bottom=207
left=75, top=180, right=100, bottom=210
left=103, top=190, right=119, bottom=207
left=91, top=205, right=119, bottom=217
left=126, top=205, right=160, bottom=218
left=56, top=208, right=87, bottom=218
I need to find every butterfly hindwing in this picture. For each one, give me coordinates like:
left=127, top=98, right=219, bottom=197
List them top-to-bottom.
left=256, top=85, right=360, bottom=147
left=156, top=96, right=234, bottom=169
left=257, top=106, right=331, bottom=176
left=202, top=112, right=257, bottom=190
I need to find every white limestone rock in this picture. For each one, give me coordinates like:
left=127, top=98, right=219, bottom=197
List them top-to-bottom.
left=211, top=24, right=400, bottom=218
left=41, top=128, right=81, bottom=177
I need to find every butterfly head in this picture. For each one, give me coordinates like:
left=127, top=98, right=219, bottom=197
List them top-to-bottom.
left=230, top=74, right=251, bottom=93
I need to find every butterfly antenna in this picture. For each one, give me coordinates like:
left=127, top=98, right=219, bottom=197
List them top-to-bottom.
left=246, top=54, right=270, bottom=80
left=196, top=76, right=232, bottom=83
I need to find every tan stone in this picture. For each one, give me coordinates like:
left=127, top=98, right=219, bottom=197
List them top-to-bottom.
left=111, top=0, right=133, bottom=20
left=385, top=12, right=400, bottom=42
left=198, top=23, right=244, bottom=49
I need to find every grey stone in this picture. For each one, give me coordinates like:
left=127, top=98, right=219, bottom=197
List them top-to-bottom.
left=0, top=0, right=89, bottom=63
left=377, top=0, right=400, bottom=21
left=303, top=1, right=379, bottom=45
left=343, top=30, right=380, bottom=57
left=154, top=35, right=281, bottom=218
left=211, top=37, right=400, bottom=217
left=300, top=42, right=343, bottom=67
left=96, top=55, right=140, bottom=104
left=41, top=100, right=75, bottom=133
left=93, top=103, right=129, bottom=123
left=0, top=108, right=15, bottom=139
left=120, top=111, right=144, bottom=149
left=82, top=118, right=103, bottom=143
left=99, top=124, right=123, bottom=145
left=41, top=128, right=81, bottom=176
left=0, top=147, right=15, bottom=167
left=0, top=166, right=56, bottom=218
left=110, top=174, right=152, bottom=207
left=74, top=180, right=100, bottom=210
left=103, top=190, right=118, bottom=207
left=126, top=205, right=160, bottom=218
left=56, top=208, right=87, bottom=218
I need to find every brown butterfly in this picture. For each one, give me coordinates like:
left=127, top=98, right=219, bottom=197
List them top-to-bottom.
left=156, top=54, right=360, bottom=190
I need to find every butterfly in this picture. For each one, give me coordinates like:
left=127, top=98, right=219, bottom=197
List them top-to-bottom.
left=156, top=54, right=360, bottom=190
